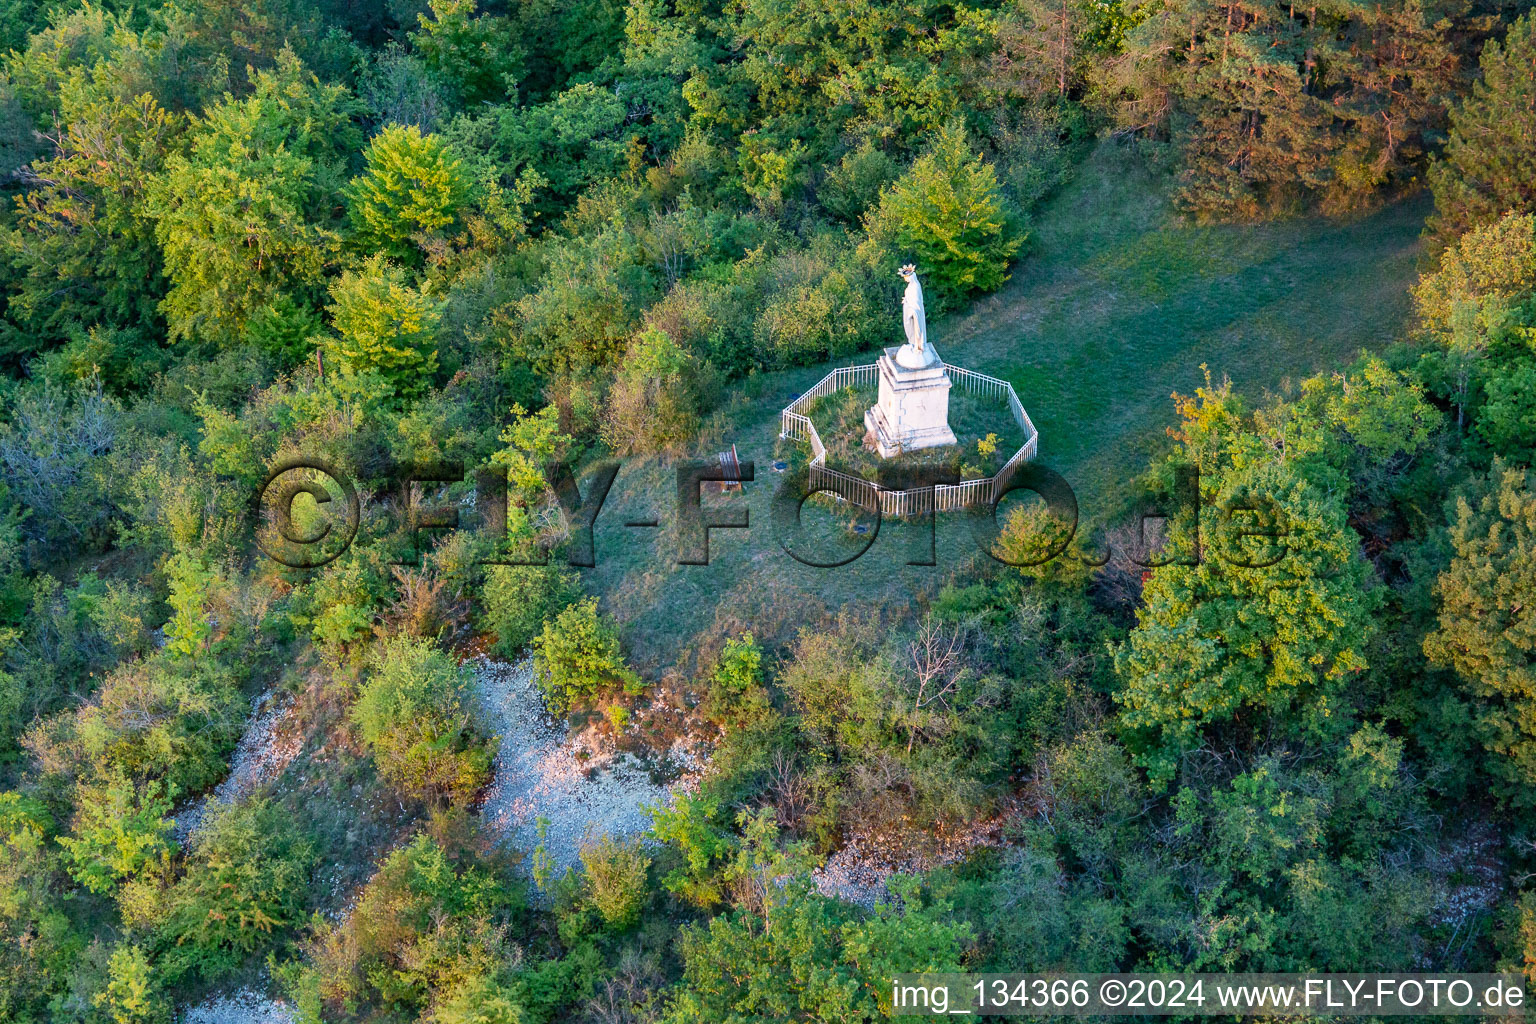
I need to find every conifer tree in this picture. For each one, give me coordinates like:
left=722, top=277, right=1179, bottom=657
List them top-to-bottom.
left=1429, top=13, right=1536, bottom=240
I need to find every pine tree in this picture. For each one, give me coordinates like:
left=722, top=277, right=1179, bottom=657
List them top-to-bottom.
left=1429, top=13, right=1536, bottom=241
left=345, top=124, right=474, bottom=266
left=868, top=124, right=1022, bottom=305
left=323, top=255, right=443, bottom=398
left=1425, top=463, right=1536, bottom=802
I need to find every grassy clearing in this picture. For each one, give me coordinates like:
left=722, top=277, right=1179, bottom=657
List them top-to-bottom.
left=584, top=142, right=1430, bottom=672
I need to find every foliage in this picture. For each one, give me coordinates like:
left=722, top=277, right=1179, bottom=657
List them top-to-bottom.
left=409, top=0, right=521, bottom=109
left=1101, top=0, right=1472, bottom=217
left=1429, top=14, right=1536, bottom=240
left=146, top=52, right=360, bottom=347
left=346, top=125, right=476, bottom=266
left=866, top=125, right=1022, bottom=306
left=322, top=255, right=444, bottom=399
left=601, top=327, right=701, bottom=455
left=1114, top=377, right=1380, bottom=786
left=1424, top=463, right=1536, bottom=800
left=163, top=553, right=216, bottom=658
left=480, top=565, right=580, bottom=658
left=531, top=597, right=644, bottom=715
left=703, top=632, right=770, bottom=728
left=351, top=637, right=495, bottom=805
left=57, top=773, right=174, bottom=896
left=156, top=798, right=318, bottom=982
left=664, top=814, right=970, bottom=1022
left=298, top=828, right=525, bottom=1021
left=578, top=834, right=651, bottom=930
left=96, top=944, right=168, bottom=1024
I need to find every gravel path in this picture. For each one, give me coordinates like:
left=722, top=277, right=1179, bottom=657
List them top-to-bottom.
left=472, top=658, right=699, bottom=872
left=173, top=691, right=302, bottom=842
left=812, top=813, right=1017, bottom=909
left=180, top=989, right=295, bottom=1024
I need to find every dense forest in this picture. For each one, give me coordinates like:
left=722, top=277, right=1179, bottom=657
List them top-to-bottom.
left=1, top=0, right=1536, bottom=1021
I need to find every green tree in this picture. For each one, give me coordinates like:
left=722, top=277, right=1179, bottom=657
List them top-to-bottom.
left=409, top=0, right=521, bottom=108
left=1104, top=0, right=1467, bottom=217
left=1429, top=13, right=1536, bottom=241
left=146, top=52, right=360, bottom=347
left=4, top=80, right=179, bottom=357
left=345, top=124, right=475, bottom=266
left=866, top=125, right=1021, bottom=305
left=1411, top=212, right=1536, bottom=433
left=322, top=255, right=444, bottom=399
left=1114, top=382, right=1379, bottom=787
left=1424, top=463, right=1536, bottom=801
left=163, top=553, right=216, bottom=659
left=479, top=565, right=579, bottom=658
left=531, top=597, right=643, bottom=715
left=352, top=636, right=495, bottom=805
left=57, top=773, right=175, bottom=896
left=156, top=798, right=317, bottom=981
left=664, top=813, right=969, bottom=1022
left=578, top=834, right=651, bottom=930
left=95, top=944, right=168, bottom=1024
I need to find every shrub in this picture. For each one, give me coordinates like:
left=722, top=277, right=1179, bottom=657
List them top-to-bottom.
left=819, top=141, right=898, bottom=222
left=600, top=327, right=701, bottom=455
left=163, top=553, right=216, bottom=659
left=480, top=566, right=580, bottom=658
left=531, top=598, right=643, bottom=715
left=703, top=632, right=770, bottom=727
left=352, top=637, right=495, bottom=805
left=56, top=773, right=175, bottom=896
left=156, top=799, right=317, bottom=982
left=299, top=830, right=525, bottom=1020
left=578, top=834, right=651, bottom=930
left=96, top=944, right=167, bottom=1024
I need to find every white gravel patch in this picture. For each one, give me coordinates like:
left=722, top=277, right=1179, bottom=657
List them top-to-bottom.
left=471, top=657, right=700, bottom=873
left=173, top=691, right=303, bottom=842
left=813, top=812, right=1018, bottom=910
left=180, top=988, right=295, bottom=1024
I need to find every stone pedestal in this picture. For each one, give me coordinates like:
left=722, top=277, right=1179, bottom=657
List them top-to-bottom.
left=864, top=347, right=957, bottom=458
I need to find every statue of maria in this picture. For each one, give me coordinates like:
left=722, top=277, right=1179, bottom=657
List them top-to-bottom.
left=895, top=264, right=937, bottom=368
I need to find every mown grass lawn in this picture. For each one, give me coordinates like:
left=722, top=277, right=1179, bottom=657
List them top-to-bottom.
left=583, top=143, right=1431, bottom=672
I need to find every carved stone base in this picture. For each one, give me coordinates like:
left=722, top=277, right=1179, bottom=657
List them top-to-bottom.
left=864, top=348, right=957, bottom=458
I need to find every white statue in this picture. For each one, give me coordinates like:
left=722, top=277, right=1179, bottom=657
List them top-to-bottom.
left=895, top=264, right=937, bottom=368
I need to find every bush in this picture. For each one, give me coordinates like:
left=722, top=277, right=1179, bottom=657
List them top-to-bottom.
left=819, top=141, right=898, bottom=222
left=600, top=327, right=701, bottom=455
left=480, top=566, right=580, bottom=658
left=531, top=598, right=643, bottom=715
left=703, top=632, right=770, bottom=727
left=352, top=637, right=496, bottom=805
left=56, top=773, right=175, bottom=896
left=156, top=799, right=318, bottom=982
left=298, top=830, right=525, bottom=1020
left=579, top=834, right=651, bottom=930
left=96, top=944, right=168, bottom=1024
